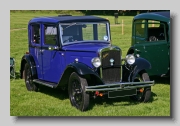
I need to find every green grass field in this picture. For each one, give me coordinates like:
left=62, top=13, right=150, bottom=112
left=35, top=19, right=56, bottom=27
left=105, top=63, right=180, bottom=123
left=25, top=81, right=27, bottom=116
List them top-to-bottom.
left=10, top=11, right=170, bottom=116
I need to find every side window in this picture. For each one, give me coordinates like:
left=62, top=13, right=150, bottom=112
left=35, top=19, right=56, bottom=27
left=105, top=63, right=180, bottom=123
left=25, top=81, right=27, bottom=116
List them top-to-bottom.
left=134, top=20, right=145, bottom=38
left=148, top=20, right=166, bottom=42
left=32, top=24, right=40, bottom=44
left=44, top=25, right=57, bottom=45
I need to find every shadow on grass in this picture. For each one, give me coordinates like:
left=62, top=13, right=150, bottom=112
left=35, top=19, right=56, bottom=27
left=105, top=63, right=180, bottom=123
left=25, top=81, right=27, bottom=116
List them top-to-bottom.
left=11, top=72, right=69, bottom=100
left=16, top=72, right=21, bottom=79
left=150, top=76, right=170, bottom=85
left=36, top=84, right=158, bottom=111
left=38, top=85, right=69, bottom=100
left=87, top=91, right=157, bottom=110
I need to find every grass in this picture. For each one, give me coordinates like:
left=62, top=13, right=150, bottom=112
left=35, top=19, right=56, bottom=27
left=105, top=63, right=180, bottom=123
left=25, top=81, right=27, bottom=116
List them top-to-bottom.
left=10, top=11, right=170, bottom=116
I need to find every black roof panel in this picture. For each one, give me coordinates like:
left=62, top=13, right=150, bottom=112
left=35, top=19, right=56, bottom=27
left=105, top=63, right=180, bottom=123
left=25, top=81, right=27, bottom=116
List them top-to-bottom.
left=29, top=15, right=109, bottom=24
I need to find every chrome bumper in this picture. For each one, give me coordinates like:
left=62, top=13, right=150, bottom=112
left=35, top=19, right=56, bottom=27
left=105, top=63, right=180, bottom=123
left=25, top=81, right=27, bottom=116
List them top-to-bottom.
left=85, top=81, right=155, bottom=92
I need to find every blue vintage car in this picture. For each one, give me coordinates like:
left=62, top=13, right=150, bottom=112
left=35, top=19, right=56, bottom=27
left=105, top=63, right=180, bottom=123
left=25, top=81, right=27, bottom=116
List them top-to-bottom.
left=20, top=15, right=154, bottom=111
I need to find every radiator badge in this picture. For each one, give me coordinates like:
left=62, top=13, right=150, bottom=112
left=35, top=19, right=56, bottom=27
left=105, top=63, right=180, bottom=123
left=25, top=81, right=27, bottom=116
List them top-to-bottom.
left=103, top=53, right=109, bottom=59
left=110, top=58, right=114, bottom=66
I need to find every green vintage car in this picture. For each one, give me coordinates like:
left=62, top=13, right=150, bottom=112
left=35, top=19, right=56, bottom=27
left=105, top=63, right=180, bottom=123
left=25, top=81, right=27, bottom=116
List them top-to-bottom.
left=127, top=11, right=170, bottom=77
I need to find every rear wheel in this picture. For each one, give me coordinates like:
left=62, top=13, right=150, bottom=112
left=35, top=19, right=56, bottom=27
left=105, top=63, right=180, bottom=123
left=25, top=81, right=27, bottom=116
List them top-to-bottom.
left=24, top=63, right=38, bottom=91
left=130, top=71, right=151, bottom=102
left=68, top=72, right=89, bottom=111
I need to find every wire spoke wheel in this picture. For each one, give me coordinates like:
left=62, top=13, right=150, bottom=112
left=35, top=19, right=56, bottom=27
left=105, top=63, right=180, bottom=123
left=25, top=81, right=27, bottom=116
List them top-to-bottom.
left=24, top=63, right=38, bottom=91
left=130, top=71, right=151, bottom=102
left=68, top=72, right=89, bottom=111
left=72, top=80, right=83, bottom=107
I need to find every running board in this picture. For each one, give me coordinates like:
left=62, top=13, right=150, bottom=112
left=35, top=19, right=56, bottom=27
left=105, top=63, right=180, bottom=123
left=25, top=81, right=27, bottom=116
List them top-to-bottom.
left=33, top=79, right=57, bottom=88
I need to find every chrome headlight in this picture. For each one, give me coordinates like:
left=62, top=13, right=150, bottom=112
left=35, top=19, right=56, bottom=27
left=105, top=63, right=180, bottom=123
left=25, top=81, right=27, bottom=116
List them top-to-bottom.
left=126, top=54, right=135, bottom=65
left=91, top=57, right=101, bottom=68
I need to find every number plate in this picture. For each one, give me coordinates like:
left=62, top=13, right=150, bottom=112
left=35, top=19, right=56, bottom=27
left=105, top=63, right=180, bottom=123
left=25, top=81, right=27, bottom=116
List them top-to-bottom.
left=108, top=89, right=137, bottom=98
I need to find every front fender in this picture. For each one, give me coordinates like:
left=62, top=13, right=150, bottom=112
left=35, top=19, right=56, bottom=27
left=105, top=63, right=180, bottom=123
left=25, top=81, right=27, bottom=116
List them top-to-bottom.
left=20, top=54, right=37, bottom=79
left=123, top=57, right=151, bottom=82
left=131, top=57, right=151, bottom=81
left=58, top=62, right=103, bottom=87
left=68, top=62, right=98, bottom=75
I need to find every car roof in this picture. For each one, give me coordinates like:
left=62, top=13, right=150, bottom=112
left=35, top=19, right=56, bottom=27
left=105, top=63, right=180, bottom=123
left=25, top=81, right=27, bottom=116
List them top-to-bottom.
left=133, top=11, right=170, bottom=22
left=29, top=15, right=109, bottom=24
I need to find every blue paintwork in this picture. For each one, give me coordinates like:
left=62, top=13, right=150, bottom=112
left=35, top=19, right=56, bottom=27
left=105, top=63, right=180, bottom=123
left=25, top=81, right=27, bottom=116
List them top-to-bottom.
left=26, top=15, right=112, bottom=83
left=28, top=24, right=43, bottom=79
left=30, top=40, right=111, bottom=83
left=53, top=42, right=110, bottom=83
left=62, top=42, right=110, bottom=52
left=63, top=42, right=110, bottom=68
left=29, top=45, right=43, bottom=79
left=42, top=49, right=65, bottom=83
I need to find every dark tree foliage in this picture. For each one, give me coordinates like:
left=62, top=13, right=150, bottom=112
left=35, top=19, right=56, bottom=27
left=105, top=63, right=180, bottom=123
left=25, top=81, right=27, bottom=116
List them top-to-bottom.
left=10, top=10, right=170, bottom=16
left=78, top=10, right=170, bottom=16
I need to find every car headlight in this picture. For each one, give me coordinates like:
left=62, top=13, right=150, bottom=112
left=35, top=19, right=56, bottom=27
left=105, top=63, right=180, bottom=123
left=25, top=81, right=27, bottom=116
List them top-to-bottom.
left=126, top=54, right=135, bottom=65
left=91, top=57, right=101, bottom=68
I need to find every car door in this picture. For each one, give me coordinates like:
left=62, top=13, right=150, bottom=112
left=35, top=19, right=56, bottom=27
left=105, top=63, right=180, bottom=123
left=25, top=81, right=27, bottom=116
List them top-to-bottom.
left=133, top=20, right=169, bottom=76
left=29, top=23, right=43, bottom=79
left=40, top=24, right=65, bottom=83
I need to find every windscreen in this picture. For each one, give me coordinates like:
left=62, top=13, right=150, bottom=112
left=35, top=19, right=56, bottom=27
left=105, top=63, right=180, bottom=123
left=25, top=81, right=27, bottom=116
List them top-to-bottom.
left=59, top=22, right=110, bottom=44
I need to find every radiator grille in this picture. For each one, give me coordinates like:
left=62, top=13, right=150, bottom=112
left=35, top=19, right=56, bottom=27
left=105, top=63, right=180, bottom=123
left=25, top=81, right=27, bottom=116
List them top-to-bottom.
left=101, top=50, right=121, bottom=83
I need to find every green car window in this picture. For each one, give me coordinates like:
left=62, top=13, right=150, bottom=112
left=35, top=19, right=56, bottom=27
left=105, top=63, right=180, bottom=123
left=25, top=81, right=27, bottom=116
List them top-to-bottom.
left=134, top=20, right=145, bottom=38
left=147, top=20, right=166, bottom=42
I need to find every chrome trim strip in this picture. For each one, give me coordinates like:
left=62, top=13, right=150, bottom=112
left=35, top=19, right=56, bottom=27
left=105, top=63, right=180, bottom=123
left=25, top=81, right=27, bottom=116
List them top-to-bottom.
left=33, top=79, right=55, bottom=88
left=85, top=81, right=154, bottom=92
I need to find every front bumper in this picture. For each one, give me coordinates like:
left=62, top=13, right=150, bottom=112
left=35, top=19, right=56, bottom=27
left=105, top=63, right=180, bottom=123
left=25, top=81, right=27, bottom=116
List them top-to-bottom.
left=85, top=81, right=155, bottom=92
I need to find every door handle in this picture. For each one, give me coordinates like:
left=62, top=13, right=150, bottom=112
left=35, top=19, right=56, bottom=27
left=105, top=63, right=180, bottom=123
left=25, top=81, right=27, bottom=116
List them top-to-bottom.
left=48, top=46, right=59, bottom=50
left=39, top=49, right=44, bottom=53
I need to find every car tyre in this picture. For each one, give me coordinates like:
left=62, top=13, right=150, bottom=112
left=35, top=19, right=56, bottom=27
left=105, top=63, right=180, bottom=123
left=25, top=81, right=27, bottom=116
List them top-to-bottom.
left=24, top=63, right=38, bottom=91
left=130, top=71, right=151, bottom=102
left=68, top=72, right=89, bottom=111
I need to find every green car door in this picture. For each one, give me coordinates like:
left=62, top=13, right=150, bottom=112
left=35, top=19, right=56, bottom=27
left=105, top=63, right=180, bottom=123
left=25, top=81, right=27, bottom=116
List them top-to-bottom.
left=132, top=19, right=169, bottom=76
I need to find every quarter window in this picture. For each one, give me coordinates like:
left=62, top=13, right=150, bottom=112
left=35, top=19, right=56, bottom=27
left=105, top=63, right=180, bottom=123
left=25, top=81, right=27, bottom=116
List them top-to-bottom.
left=31, top=24, right=40, bottom=44
left=44, top=25, right=57, bottom=45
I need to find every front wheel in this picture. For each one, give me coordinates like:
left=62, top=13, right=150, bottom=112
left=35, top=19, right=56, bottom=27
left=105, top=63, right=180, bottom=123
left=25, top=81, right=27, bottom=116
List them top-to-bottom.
left=130, top=71, right=151, bottom=102
left=68, top=72, right=89, bottom=111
